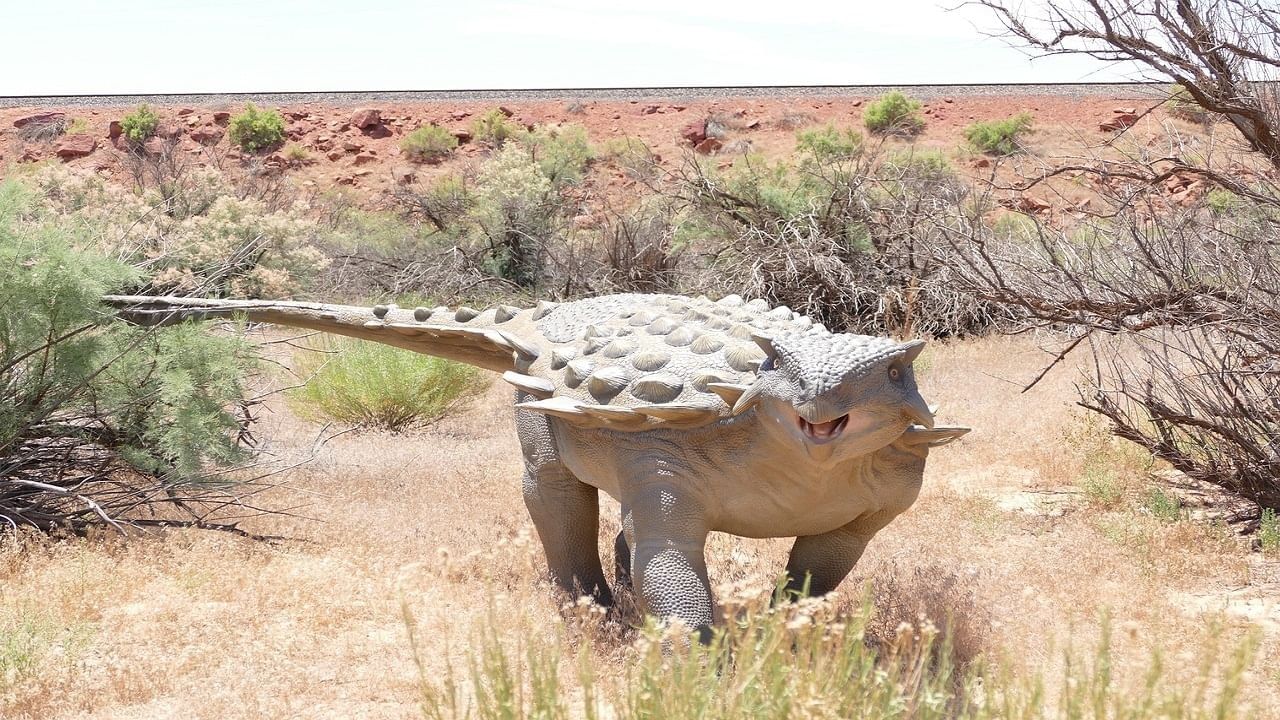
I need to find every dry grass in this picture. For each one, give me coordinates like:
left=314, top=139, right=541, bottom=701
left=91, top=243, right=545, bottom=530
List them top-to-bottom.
left=1, top=332, right=1278, bottom=718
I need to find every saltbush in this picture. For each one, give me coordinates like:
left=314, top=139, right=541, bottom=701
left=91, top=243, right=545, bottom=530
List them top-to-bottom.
left=863, top=91, right=926, bottom=136
left=120, top=104, right=160, bottom=145
left=227, top=104, right=285, bottom=153
left=470, top=108, right=522, bottom=147
left=963, top=113, right=1034, bottom=156
left=524, top=124, right=594, bottom=185
left=796, top=124, right=864, bottom=161
left=401, top=125, right=458, bottom=162
left=288, top=338, right=487, bottom=431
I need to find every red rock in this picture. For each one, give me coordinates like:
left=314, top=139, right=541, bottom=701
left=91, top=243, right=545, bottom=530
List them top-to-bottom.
left=944, top=97, right=955, bottom=104
left=641, top=104, right=660, bottom=115
left=670, top=105, right=687, bottom=112
left=497, top=106, right=515, bottom=117
left=1113, top=107, right=1137, bottom=115
left=176, top=108, right=194, bottom=116
left=350, top=108, right=382, bottom=129
left=212, top=111, right=231, bottom=125
left=287, top=111, right=309, bottom=121
left=449, top=111, right=470, bottom=121
left=13, top=112, right=65, bottom=128
left=745, top=119, right=761, bottom=129
left=108, top=120, right=123, bottom=140
left=681, top=121, right=708, bottom=145
left=286, top=122, right=311, bottom=141
left=156, top=124, right=184, bottom=139
left=362, top=124, right=393, bottom=139
left=189, top=127, right=223, bottom=144
left=451, top=129, right=473, bottom=144
left=55, top=135, right=96, bottom=159
left=142, top=137, right=168, bottom=155
left=694, top=137, right=723, bottom=155
left=342, top=140, right=364, bottom=152
left=326, top=150, right=344, bottom=161
left=353, top=152, right=378, bottom=165
left=972, top=157, right=991, bottom=168
left=393, top=166, right=417, bottom=184
left=1017, top=196, right=1052, bottom=213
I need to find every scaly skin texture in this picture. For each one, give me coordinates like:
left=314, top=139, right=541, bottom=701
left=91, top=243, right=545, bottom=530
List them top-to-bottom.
left=105, top=292, right=969, bottom=637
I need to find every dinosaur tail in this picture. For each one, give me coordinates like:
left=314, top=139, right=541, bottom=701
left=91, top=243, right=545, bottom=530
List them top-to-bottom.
left=102, top=295, right=552, bottom=373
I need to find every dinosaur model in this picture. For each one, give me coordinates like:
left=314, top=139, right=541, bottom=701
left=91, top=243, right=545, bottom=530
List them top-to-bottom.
left=105, top=292, right=968, bottom=638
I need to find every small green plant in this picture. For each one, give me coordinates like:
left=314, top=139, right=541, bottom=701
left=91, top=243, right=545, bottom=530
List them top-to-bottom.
left=1167, top=83, right=1212, bottom=124
left=863, top=91, right=925, bottom=136
left=227, top=103, right=285, bottom=153
left=120, top=104, right=160, bottom=145
left=470, top=108, right=522, bottom=147
left=963, top=112, right=1034, bottom=155
left=64, top=117, right=90, bottom=135
left=524, top=123, right=594, bottom=185
left=795, top=123, right=864, bottom=160
left=401, top=124, right=459, bottom=162
left=284, top=144, right=310, bottom=163
left=1206, top=188, right=1243, bottom=215
left=288, top=337, right=487, bottom=432
left=1082, top=469, right=1125, bottom=509
left=1142, top=486, right=1183, bottom=522
left=1259, top=508, right=1280, bottom=554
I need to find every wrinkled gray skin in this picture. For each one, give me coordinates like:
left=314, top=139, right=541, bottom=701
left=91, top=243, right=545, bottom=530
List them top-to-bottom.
left=105, top=292, right=968, bottom=639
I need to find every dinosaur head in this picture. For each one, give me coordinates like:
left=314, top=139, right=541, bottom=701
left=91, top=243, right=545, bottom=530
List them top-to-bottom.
left=740, top=331, right=933, bottom=464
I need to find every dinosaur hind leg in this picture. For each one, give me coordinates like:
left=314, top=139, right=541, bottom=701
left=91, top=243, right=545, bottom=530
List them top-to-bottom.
left=516, top=403, right=613, bottom=607
left=613, top=506, right=633, bottom=588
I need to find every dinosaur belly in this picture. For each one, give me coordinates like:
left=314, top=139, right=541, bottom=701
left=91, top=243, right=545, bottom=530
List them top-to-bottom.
left=712, top=466, right=885, bottom=538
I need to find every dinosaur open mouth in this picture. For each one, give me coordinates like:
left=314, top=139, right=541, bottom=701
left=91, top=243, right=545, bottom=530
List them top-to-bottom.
left=797, top=414, right=849, bottom=442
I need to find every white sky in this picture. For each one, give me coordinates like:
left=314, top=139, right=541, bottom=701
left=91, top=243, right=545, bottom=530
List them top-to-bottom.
left=0, top=0, right=1138, bottom=95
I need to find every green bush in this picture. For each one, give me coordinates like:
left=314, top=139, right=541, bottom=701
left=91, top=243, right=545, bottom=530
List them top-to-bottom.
left=863, top=91, right=926, bottom=136
left=227, top=103, right=285, bottom=153
left=120, top=104, right=160, bottom=145
left=470, top=108, right=522, bottom=147
left=963, top=113, right=1033, bottom=156
left=524, top=123, right=594, bottom=185
left=796, top=124, right=864, bottom=161
left=401, top=125, right=458, bottom=162
left=0, top=178, right=259, bottom=532
left=288, top=337, right=487, bottom=432
left=1142, top=486, right=1183, bottom=522
left=1260, top=508, right=1280, bottom=554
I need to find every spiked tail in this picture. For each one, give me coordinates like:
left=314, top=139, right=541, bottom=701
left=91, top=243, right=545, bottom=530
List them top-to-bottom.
left=103, top=295, right=538, bottom=373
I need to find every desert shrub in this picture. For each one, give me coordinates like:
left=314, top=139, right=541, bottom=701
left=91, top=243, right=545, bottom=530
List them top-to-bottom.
left=1167, top=83, right=1213, bottom=124
left=863, top=91, right=925, bottom=136
left=120, top=104, right=159, bottom=145
left=227, top=104, right=285, bottom=153
left=470, top=108, right=522, bottom=147
left=775, top=111, right=817, bottom=130
left=963, top=112, right=1033, bottom=155
left=17, top=115, right=66, bottom=142
left=64, top=118, right=89, bottom=135
left=523, top=123, right=594, bottom=185
left=795, top=124, right=864, bottom=161
left=401, top=125, right=458, bottom=162
left=600, top=136, right=659, bottom=180
left=284, top=144, right=310, bottom=163
left=471, top=144, right=559, bottom=286
left=0, top=179, right=262, bottom=533
left=599, top=199, right=685, bottom=292
left=287, top=338, right=486, bottom=432
left=1143, top=486, right=1184, bottom=522
left=1260, top=508, right=1280, bottom=553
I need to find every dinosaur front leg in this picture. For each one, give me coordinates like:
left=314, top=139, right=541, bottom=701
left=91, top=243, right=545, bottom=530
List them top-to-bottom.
left=517, top=406, right=612, bottom=606
left=626, top=483, right=714, bottom=642
left=613, top=505, right=633, bottom=588
left=783, top=518, right=884, bottom=598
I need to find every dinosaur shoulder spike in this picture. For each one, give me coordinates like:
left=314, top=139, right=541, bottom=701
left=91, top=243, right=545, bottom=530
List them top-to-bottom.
left=503, top=371, right=555, bottom=398
left=705, top=382, right=750, bottom=406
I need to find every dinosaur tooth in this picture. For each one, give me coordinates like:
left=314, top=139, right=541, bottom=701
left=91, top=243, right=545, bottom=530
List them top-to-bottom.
left=718, top=294, right=745, bottom=307
left=532, top=300, right=558, bottom=320
left=372, top=304, right=390, bottom=318
left=494, top=305, right=521, bottom=323
left=455, top=306, right=480, bottom=322
left=413, top=307, right=432, bottom=322
left=646, top=317, right=679, bottom=335
left=665, top=326, right=699, bottom=347
left=689, top=335, right=724, bottom=355
left=602, top=338, right=638, bottom=358
left=725, top=344, right=765, bottom=372
left=550, top=348, right=576, bottom=370
left=631, top=350, right=672, bottom=371
left=564, top=358, right=595, bottom=388
left=587, top=367, right=630, bottom=401
left=503, top=371, right=555, bottom=398
left=631, top=373, right=684, bottom=404
left=705, top=382, right=749, bottom=404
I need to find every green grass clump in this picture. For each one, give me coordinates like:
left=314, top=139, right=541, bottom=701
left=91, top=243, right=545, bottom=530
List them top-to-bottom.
left=863, top=91, right=925, bottom=136
left=228, top=103, right=285, bottom=153
left=120, top=104, right=159, bottom=144
left=470, top=108, right=523, bottom=147
left=964, top=113, right=1033, bottom=156
left=796, top=123, right=864, bottom=160
left=401, top=124, right=459, bottom=162
left=288, top=337, right=487, bottom=432
left=1143, top=486, right=1183, bottom=522
left=1259, top=508, right=1280, bottom=554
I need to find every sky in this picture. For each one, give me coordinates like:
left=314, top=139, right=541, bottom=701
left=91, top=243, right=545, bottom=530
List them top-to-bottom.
left=0, top=0, right=1139, bottom=95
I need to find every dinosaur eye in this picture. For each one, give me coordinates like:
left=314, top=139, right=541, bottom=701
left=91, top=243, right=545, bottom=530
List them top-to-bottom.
left=888, top=366, right=902, bottom=381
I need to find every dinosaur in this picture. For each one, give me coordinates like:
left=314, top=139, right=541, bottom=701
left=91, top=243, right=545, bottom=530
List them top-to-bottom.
left=104, top=292, right=968, bottom=638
